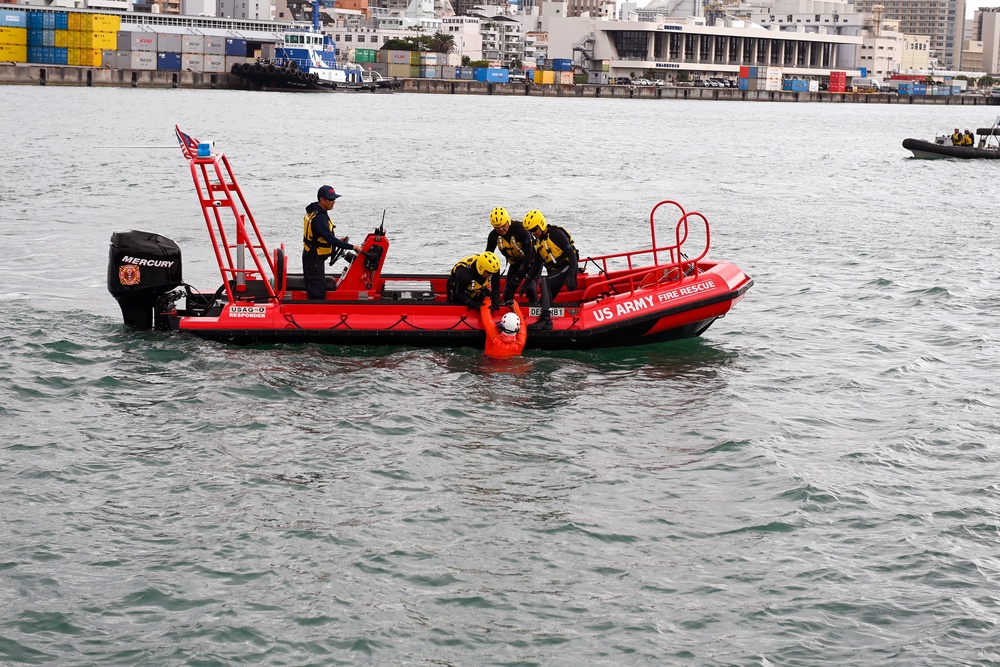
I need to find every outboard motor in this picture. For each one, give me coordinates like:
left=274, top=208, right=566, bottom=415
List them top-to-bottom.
left=107, top=230, right=183, bottom=330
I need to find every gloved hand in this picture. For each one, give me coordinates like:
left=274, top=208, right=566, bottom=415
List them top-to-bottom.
left=567, top=273, right=577, bottom=290
left=482, top=297, right=491, bottom=308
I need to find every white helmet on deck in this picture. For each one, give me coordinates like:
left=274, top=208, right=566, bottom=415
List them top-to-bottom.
left=500, top=312, right=521, bottom=335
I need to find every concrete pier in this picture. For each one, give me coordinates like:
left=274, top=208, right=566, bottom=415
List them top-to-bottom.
left=2, top=62, right=996, bottom=104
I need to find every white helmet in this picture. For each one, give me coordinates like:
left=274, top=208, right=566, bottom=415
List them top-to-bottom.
left=500, top=312, right=521, bottom=335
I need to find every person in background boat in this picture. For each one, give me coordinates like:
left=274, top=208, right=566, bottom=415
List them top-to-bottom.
left=951, top=128, right=962, bottom=146
left=962, top=129, right=975, bottom=146
left=302, top=185, right=362, bottom=301
left=484, top=207, right=536, bottom=305
left=522, top=210, right=578, bottom=332
left=447, top=251, right=501, bottom=311
left=479, top=297, right=527, bottom=359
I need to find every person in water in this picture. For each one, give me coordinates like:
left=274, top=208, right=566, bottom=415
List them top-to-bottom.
left=302, top=185, right=362, bottom=300
left=484, top=207, right=536, bottom=304
left=522, top=209, right=578, bottom=331
left=447, top=251, right=501, bottom=310
left=479, top=297, right=527, bottom=359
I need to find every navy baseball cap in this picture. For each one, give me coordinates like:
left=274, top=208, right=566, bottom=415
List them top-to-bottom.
left=317, top=185, right=341, bottom=201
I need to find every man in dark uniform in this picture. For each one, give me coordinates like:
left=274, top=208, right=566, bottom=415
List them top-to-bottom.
left=302, top=185, right=362, bottom=300
left=484, top=207, right=536, bottom=304
left=522, top=209, right=578, bottom=331
left=447, top=252, right=501, bottom=310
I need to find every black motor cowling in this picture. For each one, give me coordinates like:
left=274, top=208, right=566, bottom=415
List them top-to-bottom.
left=108, top=230, right=183, bottom=330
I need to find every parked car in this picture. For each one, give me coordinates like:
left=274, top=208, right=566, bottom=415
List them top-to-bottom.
left=509, top=73, right=526, bottom=83
left=614, top=77, right=632, bottom=85
left=632, top=78, right=655, bottom=87
left=693, top=79, right=707, bottom=87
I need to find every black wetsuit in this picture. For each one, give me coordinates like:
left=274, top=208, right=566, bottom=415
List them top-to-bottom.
left=485, top=220, right=536, bottom=302
left=527, top=225, right=578, bottom=319
left=447, top=256, right=500, bottom=309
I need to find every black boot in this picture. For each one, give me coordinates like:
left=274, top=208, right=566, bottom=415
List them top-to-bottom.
left=529, top=315, right=552, bottom=331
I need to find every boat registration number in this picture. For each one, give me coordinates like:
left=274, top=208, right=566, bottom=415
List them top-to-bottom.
left=528, top=307, right=564, bottom=317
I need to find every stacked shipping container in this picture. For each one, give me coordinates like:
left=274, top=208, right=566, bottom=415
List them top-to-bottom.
left=114, top=29, right=247, bottom=72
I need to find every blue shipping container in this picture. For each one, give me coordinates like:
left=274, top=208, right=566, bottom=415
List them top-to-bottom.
left=1, top=9, right=27, bottom=27
left=54, top=11, right=67, bottom=30
left=27, top=29, right=55, bottom=47
left=225, top=38, right=247, bottom=57
left=53, top=46, right=67, bottom=64
left=157, top=51, right=181, bottom=71
left=552, top=58, right=572, bottom=71
left=472, top=67, right=509, bottom=83
left=737, top=77, right=749, bottom=90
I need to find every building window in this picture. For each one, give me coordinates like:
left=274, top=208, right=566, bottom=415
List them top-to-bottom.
left=345, top=34, right=352, bottom=41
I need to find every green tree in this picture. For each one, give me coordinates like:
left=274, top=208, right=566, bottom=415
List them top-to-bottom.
left=427, top=32, right=455, bottom=54
left=381, top=38, right=415, bottom=51
left=462, top=55, right=471, bottom=66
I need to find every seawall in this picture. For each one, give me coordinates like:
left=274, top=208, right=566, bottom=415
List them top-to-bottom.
left=2, top=62, right=996, bottom=105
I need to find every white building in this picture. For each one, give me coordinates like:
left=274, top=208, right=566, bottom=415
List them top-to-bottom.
left=218, top=0, right=274, bottom=20
left=442, top=15, right=485, bottom=61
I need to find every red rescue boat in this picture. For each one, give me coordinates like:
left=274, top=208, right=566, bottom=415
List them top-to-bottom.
left=107, top=127, right=753, bottom=350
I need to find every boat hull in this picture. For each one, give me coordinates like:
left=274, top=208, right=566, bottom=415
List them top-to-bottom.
left=902, top=138, right=1000, bottom=159
left=167, top=265, right=752, bottom=350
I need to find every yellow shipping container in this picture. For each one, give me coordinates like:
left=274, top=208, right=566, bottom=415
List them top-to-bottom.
left=68, top=12, right=82, bottom=31
left=81, top=14, right=120, bottom=32
left=0, top=26, right=27, bottom=46
left=55, top=29, right=69, bottom=47
left=68, top=31, right=81, bottom=48
left=80, top=31, right=116, bottom=50
left=0, top=43, right=27, bottom=62
left=68, top=47, right=80, bottom=66
left=78, top=48, right=102, bottom=67
left=542, top=70, right=555, bottom=84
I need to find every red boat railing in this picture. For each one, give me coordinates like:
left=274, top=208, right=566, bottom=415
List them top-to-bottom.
left=175, top=126, right=281, bottom=303
left=579, top=199, right=711, bottom=302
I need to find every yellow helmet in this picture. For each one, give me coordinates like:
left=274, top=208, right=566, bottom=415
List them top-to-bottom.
left=489, top=207, right=510, bottom=229
left=522, top=209, right=547, bottom=233
left=476, top=251, right=501, bottom=275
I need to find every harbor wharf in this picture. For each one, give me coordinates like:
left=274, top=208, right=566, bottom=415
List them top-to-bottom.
left=2, top=63, right=996, bottom=105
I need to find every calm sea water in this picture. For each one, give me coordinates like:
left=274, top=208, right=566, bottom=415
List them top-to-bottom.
left=2, top=86, right=1000, bottom=665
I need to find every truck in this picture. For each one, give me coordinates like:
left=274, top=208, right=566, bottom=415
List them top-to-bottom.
left=850, top=77, right=882, bottom=93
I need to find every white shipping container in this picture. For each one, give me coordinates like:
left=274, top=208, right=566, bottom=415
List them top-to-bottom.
left=118, top=30, right=157, bottom=52
left=157, top=32, right=182, bottom=52
left=181, top=34, right=203, bottom=54
left=204, top=36, right=225, bottom=55
left=129, top=50, right=157, bottom=70
left=181, top=53, right=203, bottom=71
left=204, top=54, right=226, bottom=72
left=224, top=55, right=248, bottom=71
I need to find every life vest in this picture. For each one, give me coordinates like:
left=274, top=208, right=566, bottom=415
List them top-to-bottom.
left=951, top=131, right=963, bottom=145
left=303, top=207, right=336, bottom=256
left=497, top=223, right=529, bottom=261
left=535, top=225, right=577, bottom=269
left=450, top=255, right=492, bottom=299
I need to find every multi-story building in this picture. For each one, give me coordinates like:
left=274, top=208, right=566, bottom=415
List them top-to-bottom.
left=218, top=0, right=273, bottom=20
left=852, top=0, right=965, bottom=70
left=975, top=8, right=1000, bottom=75
left=478, top=13, right=524, bottom=66
left=442, top=15, right=484, bottom=61
left=545, top=15, right=864, bottom=81
left=856, top=17, right=902, bottom=78
left=899, top=34, right=932, bottom=72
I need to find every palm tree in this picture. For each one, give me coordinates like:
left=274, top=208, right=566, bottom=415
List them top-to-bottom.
left=427, top=32, right=455, bottom=54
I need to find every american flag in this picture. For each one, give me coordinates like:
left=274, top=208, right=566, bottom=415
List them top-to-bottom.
left=175, top=126, right=199, bottom=159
